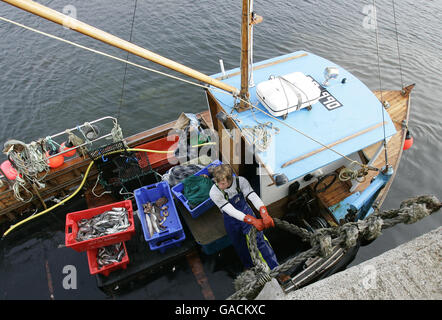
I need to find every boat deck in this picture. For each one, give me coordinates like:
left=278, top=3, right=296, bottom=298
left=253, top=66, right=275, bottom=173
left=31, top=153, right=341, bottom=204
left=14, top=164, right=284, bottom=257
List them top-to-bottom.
left=208, top=51, right=397, bottom=182
left=314, top=88, right=411, bottom=212
left=354, top=89, right=411, bottom=205
left=314, top=167, right=353, bottom=208
left=176, top=201, right=230, bottom=255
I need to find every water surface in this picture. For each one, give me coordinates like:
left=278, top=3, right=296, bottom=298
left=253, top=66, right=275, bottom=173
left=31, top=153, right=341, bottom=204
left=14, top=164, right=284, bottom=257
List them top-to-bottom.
left=0, top=0, right=441, bottom=299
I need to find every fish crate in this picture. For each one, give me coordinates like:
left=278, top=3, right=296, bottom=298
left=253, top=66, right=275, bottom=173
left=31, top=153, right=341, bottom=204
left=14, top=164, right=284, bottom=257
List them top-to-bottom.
left=171, top=160, right=222, bottom=218
left=134, top=181, right=186, bottom=253
left=65, top=200, right=135, bottom=252
left=148, top=231, right=186, bottom=254
left=86, top=242, right=130, bottom=277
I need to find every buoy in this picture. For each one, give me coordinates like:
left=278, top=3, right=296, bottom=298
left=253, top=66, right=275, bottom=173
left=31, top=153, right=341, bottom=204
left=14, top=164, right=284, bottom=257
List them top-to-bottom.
left=403, top=130, right=414, bottom=150
left=60, top=140, right=77, bottom=157
left=45, top=149, right=65, bottom=169
left=0, top=160, right=18, bottom=180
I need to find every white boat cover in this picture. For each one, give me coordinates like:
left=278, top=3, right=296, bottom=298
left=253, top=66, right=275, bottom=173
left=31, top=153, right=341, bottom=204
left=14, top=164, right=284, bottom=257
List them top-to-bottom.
left=256, top=72, right=321, bottom=117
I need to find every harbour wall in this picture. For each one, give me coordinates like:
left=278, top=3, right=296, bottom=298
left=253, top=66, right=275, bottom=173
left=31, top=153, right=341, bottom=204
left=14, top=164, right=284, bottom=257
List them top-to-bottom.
left=256, top=226, right=442, bottom=300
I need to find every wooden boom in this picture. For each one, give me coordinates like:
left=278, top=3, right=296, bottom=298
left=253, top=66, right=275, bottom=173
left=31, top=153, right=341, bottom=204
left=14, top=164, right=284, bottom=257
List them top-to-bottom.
left=2, top=0, right=239, bottom=96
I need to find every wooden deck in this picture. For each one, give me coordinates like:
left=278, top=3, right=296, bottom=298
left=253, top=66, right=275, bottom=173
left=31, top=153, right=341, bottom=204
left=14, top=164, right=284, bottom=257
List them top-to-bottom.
left=314, top=87, right=412, bottom=210
left=314, top=168, right=353, bottom=208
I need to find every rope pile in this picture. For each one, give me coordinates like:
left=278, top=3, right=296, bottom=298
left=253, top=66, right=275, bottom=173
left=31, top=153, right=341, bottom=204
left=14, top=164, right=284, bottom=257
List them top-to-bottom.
left=110, top=120, right=126, bottom=146
left=242, top=123, right=275, bottom=152
left=65, top=129, right=87, bottom=158
left=4, top=139, right=50, bottom=202
left=339, top=161, right=369, bottom=183
left=228, top=195, right=441, bottom=300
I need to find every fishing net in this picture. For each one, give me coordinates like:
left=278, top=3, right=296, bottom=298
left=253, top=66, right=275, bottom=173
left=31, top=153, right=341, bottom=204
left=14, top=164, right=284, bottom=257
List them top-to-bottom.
left=89, top=141, right=160, bottom=200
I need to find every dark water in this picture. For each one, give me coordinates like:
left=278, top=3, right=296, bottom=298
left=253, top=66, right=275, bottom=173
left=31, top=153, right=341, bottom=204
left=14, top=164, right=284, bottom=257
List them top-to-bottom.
left=0, top=0, right=441, bottom=299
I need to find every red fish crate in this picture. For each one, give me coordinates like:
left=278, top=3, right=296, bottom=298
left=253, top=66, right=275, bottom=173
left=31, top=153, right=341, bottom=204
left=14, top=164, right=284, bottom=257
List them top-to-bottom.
left=65, top=200, right=135, bottom=252
left=87, top=242, right=129, bottom=277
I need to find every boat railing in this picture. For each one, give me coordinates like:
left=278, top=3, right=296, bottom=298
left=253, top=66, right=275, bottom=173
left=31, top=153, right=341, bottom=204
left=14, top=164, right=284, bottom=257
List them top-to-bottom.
left=0, top=116, right=124, bottom=189
left=45, top=116, right=123, bottom=160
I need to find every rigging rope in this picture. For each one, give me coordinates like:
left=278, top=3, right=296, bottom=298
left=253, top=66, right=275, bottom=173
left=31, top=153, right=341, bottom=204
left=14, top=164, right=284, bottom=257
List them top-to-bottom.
left=117, top=0, right=138, bottom=121
left=372, top=0, right=389, bottom=167
left=391, top=0, right=405, bottom=91
left=0, top=15, right=379, bottom=172
left=0, top=16, right=212, bottom=92
left=110, top=119, right=126, bottom=146
left=242, top=123, right=274, bottom=152
left=65, top=129, right=87, bottom=158
left=228, top=195, right=441, bottom=300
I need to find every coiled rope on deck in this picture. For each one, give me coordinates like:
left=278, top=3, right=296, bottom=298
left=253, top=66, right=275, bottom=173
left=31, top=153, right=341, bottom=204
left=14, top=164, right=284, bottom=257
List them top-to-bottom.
left=4, top=139, right=50, bottom=202
left=338, top=161, right=369, bottom=183
left=228, top=195, right=441, bottom=300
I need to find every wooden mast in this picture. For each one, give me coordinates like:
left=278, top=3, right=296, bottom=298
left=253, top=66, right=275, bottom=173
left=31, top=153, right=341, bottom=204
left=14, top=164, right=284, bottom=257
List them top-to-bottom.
left=1, top=0, right=239, bottom=96
left=238, top=0, right=251, bottom=111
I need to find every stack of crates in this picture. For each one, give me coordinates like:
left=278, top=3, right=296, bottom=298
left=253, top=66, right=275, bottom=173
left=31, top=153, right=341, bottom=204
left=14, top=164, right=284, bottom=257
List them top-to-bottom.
left=171, top=160, right=222, bottom=218
left=134, top=181, right=185, bottom=253
left=65, top=200, right=135, bottom=276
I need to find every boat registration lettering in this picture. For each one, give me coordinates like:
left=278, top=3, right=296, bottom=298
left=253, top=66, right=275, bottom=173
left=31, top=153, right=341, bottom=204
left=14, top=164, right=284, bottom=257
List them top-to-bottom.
left=308, top=76, right=343, bottom=111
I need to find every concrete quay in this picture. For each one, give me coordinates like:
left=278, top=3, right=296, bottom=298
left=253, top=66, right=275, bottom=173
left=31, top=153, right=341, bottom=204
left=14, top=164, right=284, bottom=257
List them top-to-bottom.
left=256, top=227, right=442, bottom=300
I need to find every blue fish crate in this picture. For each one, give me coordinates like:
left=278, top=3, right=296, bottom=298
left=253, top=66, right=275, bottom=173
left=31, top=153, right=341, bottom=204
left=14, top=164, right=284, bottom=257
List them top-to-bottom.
left=171, top=160, right=222, bottom=218
left=134, top=181, right=185, bottom=253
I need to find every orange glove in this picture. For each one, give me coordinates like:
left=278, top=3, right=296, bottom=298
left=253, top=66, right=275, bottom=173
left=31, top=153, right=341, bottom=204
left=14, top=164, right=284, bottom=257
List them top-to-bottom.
left=259, top=206, right=275, bottom=228
left=243, top=215, right=265, bottom=231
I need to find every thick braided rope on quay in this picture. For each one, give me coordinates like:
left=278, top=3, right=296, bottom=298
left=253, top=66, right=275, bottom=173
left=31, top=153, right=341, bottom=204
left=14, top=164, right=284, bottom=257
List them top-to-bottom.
left=227, top=195, right=442, bottom=300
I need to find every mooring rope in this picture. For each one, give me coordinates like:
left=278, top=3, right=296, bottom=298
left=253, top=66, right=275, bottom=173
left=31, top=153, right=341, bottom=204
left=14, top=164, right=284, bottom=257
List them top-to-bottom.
left=227, top=195, right=441, bottom=300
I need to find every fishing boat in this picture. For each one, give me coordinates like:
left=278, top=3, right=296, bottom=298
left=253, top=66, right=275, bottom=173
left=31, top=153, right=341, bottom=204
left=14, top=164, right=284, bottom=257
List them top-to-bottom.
left=0, top=0, right=414, bottom=298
